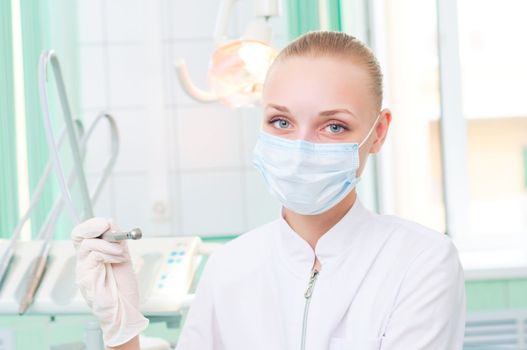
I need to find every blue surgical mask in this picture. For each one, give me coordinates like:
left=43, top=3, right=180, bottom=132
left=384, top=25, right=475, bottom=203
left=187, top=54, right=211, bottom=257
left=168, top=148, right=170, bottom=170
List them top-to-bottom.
left=252, top=114, right=381, bottom=215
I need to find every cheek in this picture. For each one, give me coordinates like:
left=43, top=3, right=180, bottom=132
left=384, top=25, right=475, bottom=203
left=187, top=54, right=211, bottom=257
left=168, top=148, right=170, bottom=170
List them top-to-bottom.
left=260, top=118, right=274, bottom=133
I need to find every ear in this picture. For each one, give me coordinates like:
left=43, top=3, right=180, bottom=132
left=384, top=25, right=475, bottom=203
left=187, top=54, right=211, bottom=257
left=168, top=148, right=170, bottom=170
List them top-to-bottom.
left=369, top=109, right=392, bottom=154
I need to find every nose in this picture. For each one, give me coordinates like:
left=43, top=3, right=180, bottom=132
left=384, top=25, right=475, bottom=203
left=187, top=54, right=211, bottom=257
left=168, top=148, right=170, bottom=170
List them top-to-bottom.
left=296, top=127, right=318, bottom=143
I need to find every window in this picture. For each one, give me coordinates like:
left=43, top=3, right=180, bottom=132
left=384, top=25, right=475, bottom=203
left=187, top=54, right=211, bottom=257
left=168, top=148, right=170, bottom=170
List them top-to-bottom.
left=373, top=0, right=527, bottom=265
left=373, top=0, right=445, bottom=232
left=458, top=0, right=527, bottom=243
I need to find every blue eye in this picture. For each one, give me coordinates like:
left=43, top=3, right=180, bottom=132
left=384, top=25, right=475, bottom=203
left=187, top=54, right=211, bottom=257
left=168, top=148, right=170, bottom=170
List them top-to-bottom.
left=272, top=119, right=291, bottom=129
left=325, top=123, right=345, bottom=134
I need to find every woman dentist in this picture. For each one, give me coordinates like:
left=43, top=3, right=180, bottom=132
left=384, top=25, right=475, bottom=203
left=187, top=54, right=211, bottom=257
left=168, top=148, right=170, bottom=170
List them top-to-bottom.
left=72, top=31, right=465, bottom=350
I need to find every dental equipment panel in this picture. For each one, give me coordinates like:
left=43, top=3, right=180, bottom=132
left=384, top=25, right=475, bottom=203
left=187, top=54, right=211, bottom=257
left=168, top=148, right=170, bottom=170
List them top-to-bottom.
left=0, top=236, right=204, bottom=316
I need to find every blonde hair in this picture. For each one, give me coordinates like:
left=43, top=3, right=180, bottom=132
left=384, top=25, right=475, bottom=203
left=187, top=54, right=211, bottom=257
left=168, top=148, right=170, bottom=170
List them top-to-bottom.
left=271, top=31, right=383, bottom=109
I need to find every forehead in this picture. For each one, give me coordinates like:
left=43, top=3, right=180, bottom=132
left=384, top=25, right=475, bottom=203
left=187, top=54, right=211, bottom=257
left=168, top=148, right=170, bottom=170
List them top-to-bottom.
left=262, top=56, right=375, bottom=116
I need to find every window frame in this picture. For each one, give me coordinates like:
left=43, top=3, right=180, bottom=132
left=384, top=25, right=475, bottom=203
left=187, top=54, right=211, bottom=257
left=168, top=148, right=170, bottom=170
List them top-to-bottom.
left=369, top=0, right=527, bottom=278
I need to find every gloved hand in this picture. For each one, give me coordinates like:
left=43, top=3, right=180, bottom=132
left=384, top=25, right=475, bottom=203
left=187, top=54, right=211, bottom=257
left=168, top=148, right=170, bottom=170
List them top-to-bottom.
left=72, top=217, right=149, bottom=347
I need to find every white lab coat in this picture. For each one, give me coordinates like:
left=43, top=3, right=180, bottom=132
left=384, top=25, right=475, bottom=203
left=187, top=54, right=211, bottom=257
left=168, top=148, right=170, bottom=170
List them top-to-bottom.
left=176, top=200, right=466, bottom=350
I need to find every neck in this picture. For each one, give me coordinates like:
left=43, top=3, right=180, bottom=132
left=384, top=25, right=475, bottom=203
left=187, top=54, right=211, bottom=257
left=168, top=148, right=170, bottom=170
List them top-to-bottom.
left=283, top=191, right=358, bottom=250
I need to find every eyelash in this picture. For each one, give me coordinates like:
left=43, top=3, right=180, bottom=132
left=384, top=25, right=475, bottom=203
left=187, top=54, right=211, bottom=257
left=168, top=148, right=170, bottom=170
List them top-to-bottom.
left=267, top=117, right=350, bottom=133
left=268, top=117, right=291, bottom=129
left=325, top=122, right=349, bottom=133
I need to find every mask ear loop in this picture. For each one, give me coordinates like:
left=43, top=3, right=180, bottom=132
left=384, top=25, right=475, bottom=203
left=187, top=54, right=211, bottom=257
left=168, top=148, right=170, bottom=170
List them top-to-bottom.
left=358, top=112, right=382, bottom=148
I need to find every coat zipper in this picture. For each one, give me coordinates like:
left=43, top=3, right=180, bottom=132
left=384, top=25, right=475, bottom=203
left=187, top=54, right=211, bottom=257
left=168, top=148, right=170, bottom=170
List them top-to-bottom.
left=300, top=268, right=319, bottom=350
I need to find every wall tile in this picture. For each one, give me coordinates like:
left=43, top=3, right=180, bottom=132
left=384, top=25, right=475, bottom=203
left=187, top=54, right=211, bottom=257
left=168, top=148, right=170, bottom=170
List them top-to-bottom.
left=77, top=0, right=104, bottom=44
left=105, top=0, right=145, bottom=43
left=165, top=0, right=226, bottom=40
left=233, top=0, right=253, bottom=36
left=268, top=15, right=288, bottom=40
left=273, top=35, right=289, bottom=49
left=165, top=40, right=214, bottom=107
left=78, top=45, right=107, bottom=110
left=107, top=45, right=147, bottom=108
left=176, top=105, right=243, bottom=170
left=240, top=107, right=263, bottom=167
left=107, top=108, right=149, bottom=173
left=164, top=108, right=179, bottom=171
left=81, top=110, right=113, bottom=174
left=244, top=169, right=281, bottom=230
left=167, top=170, right=181, bottom=234
left=178, top=171, right=245, bottom=236
left=86, top=173, right=114, bottom=218
left=112, top=173, right=150, bottom=231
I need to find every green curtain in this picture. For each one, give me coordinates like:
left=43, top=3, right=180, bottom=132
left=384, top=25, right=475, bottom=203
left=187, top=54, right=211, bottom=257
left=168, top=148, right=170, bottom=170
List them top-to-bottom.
left=0, top=0, right=19, bottom=239
left=20, top=0, right=79, bottom=239
left=20, top=0, right=53, bottom=238
left=285, top=0, right=352, bottom=39
left=286, top=0, right=320, bottom=40
left=327, top=0, right=343, bottom=31
left=338, top=0, right=370, bottom=42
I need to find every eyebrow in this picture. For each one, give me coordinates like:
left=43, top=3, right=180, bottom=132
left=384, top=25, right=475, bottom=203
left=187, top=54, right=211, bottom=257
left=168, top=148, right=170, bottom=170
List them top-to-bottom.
left=265, top=104, right=357, bottom=119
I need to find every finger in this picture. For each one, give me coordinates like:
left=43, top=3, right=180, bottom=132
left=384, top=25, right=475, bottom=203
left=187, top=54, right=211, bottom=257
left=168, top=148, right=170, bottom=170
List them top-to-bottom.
left=71, top=217, right=110, bottom=243
left=107, top=218, right=121, bottom=232
left=78, top=239, right=125, bottom=260
left=119, top=241, right=132, bottom=259
left=90, top=250, right=128, bottom=264
left=80, top=251, right=128, bottom=271
left=75, top=262, right=106, bottom=303
left=112, top=262, right=139, bottom=298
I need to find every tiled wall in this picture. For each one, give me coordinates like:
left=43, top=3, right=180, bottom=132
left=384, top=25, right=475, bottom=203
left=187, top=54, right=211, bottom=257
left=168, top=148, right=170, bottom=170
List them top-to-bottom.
left=77, top=0, right=288, bottom=237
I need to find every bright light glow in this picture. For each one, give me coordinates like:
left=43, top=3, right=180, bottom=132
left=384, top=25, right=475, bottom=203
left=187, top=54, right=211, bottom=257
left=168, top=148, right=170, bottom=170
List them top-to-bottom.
left=208, top=40, right=277, bottom=108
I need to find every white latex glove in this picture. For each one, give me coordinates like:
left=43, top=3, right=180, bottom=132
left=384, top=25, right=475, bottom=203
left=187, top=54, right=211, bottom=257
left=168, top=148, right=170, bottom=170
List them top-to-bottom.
left=72, top=217, right=149, bottom=347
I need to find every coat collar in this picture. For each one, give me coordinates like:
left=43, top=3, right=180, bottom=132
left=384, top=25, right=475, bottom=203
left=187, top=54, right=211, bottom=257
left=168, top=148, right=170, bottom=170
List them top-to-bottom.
left=274, top=199, right=373, bottom=277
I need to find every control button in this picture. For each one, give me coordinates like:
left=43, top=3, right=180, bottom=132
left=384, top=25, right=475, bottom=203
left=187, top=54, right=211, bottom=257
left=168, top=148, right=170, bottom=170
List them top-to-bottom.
left=170, top=251, right=178, bottom=256
left=168, top=259, right=175, bottom=264
left=175, top=259, right=182, bottom=264
left=161, top=274, right=167, bottom=280
left=158, top=284, right=164, bottom=289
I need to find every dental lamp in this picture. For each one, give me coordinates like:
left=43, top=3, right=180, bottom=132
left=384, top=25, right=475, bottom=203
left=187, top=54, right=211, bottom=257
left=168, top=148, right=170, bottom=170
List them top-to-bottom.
left=175, top=0, right=280, bottom=107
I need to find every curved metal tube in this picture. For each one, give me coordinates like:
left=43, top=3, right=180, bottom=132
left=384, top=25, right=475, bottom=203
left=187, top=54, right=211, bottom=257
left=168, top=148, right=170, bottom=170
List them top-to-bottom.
left=38, top=50, right=93, bottom=223
left=15, top=52, right=121, bottom=313
left=174, top=59, right=218, bottom=103
left=0, top=112, right=119, bottom=289
left=36, top=112, right=119, bottom=242
left=82, top=112, right=119, bottom=206
left=0, top=122, right=83, bottom=289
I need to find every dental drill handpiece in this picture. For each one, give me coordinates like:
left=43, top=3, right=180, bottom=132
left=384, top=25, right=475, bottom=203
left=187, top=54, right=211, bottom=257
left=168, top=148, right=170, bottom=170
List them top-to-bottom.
left=97, top=228, right=142, bottom=242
